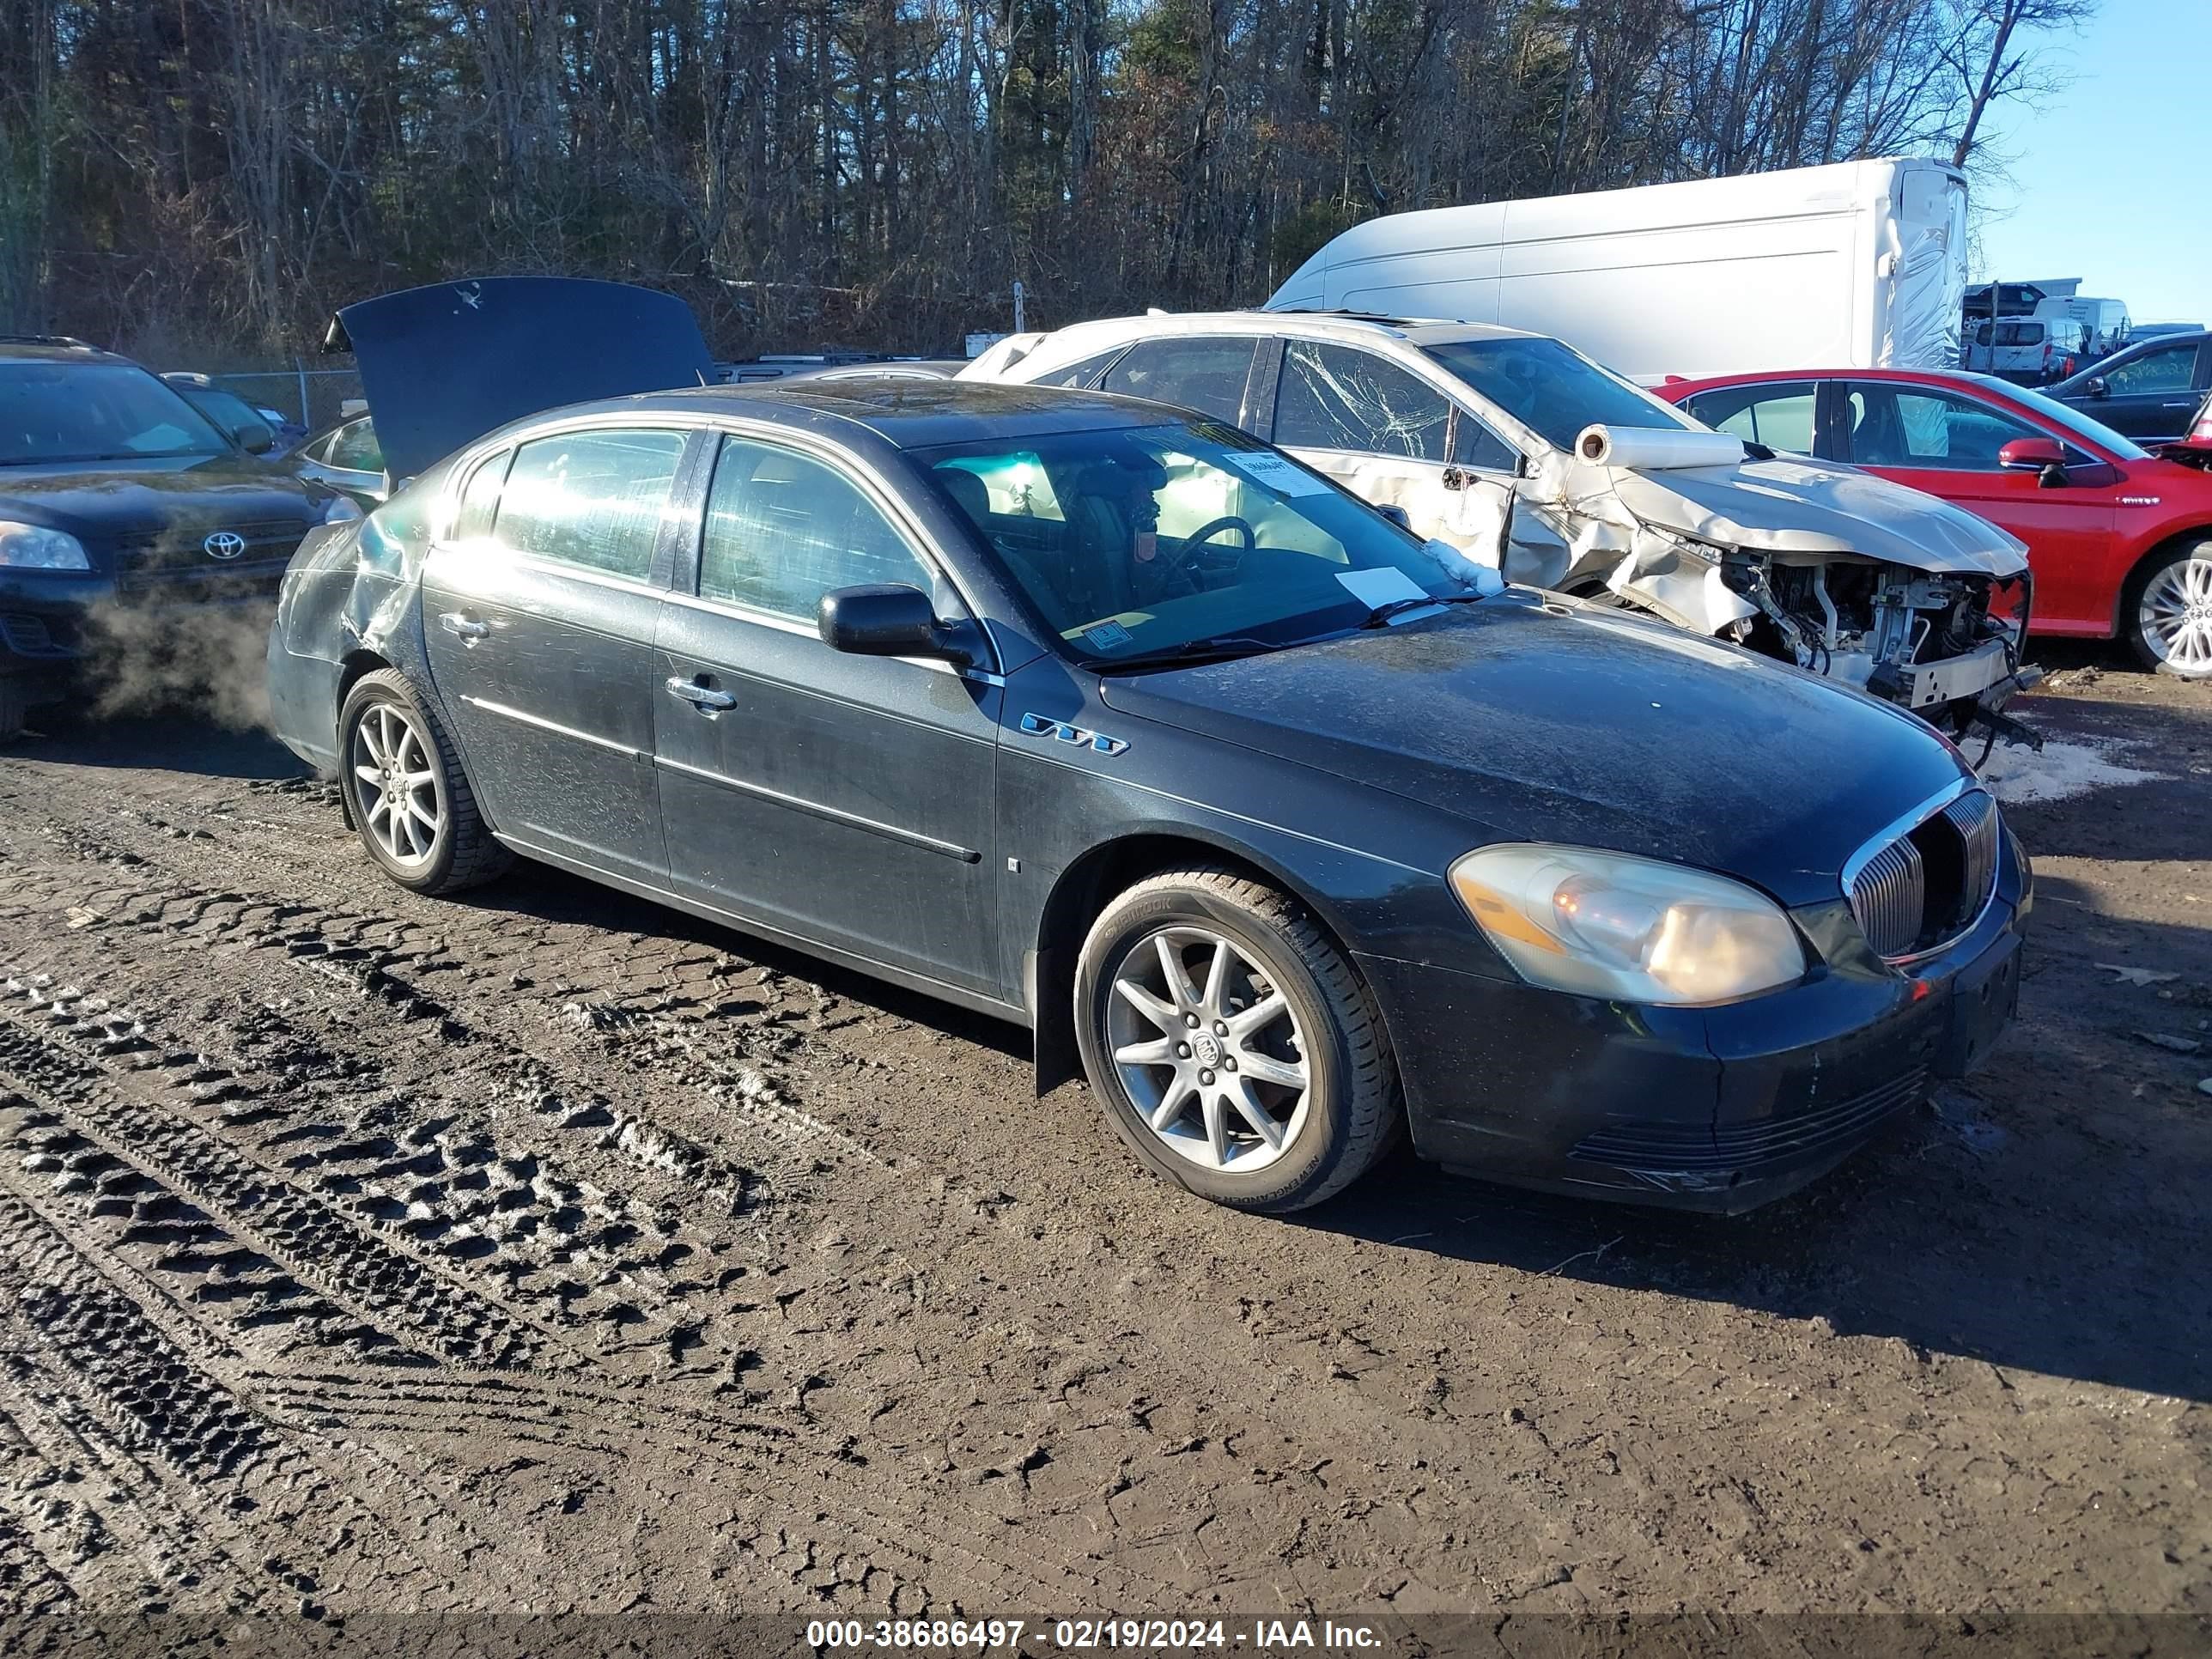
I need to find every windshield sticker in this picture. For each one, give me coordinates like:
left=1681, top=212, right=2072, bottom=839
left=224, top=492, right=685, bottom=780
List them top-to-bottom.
left=1222, top=451, right=1334, bottom=496
left=1335, top=567, right=1428, bottom=610
left=1084, top=620, right=1133, bottom=650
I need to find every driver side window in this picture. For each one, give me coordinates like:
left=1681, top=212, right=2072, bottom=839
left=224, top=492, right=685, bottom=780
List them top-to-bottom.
left=1273, top=341, right=1452, bottom=461
left=2106, top=344, right=2196, bottom=395
left=1844, top=384, right=2039, bottom=471
left=701, top=435, right=935, bottom=622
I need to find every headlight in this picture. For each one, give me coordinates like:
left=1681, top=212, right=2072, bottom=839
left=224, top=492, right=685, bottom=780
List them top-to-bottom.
left=321, top=495, right=363, bottom=524
left=0, top=521, right=90, bottom=571
left=1449, top=843, right=1804, bottom=1006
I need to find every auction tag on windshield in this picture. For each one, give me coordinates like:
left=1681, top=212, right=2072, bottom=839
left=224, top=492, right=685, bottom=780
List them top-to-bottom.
left=1223, top=451, right=1333, bottom=496
left=1335, top=567, right=1429, bottom=609
left=1084, top=620, right=1133, bottom=650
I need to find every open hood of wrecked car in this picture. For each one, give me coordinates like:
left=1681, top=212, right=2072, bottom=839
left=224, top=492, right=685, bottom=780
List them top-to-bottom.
left=326, top=277, right=714, bottom=482
left=1598, top=453, right=2029, bottom=576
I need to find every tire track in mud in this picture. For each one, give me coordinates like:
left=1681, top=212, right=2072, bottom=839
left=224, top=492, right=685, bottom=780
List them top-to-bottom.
left=1, top=767, right=1463, bottom=1607
left=0, top=785, right=876, bottom=1173
left=0, top=963, right=783, bottom=1381
left=0, top=1008, right=562, bottom=1373
left=0, top=1189, right=484, bottom=1615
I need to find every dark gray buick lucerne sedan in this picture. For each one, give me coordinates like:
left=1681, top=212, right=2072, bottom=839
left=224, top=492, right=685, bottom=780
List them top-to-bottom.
left=268, top=278, right=2027, bottom=1216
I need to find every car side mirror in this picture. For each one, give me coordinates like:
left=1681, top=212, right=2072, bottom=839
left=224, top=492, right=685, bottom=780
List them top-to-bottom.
left=2086, top=376, right=2110, bottom=399
left=234, top=421, right=276, bottom=454
left=1998, top=437, right=2070, bottom=485
left=1375, top=503, right=1413, bottom=532
left=818, top=583, right=975, bottom=667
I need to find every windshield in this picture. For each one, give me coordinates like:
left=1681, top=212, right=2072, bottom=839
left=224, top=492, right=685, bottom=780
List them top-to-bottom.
left=1422, top=336, right=1693, bottom=452
left=0, top=362, right=231, bottom=465
left=1984, top=378, right=2151, bottom=460
left=917, top=420, right=1466, bottom=665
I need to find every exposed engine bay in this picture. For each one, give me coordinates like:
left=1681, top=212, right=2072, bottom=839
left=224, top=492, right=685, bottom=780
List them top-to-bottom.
left=1387, top=427, right=2045, bottom=749
left=1729, top=559, right=2033, bottom=731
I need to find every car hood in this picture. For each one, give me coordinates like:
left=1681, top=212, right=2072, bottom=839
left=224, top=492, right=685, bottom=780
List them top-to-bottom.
left=328, top=276, right=714, bottom=480
left=1577, top=452, right=2030, bottom=575
left=0, top=455, right=322, bottom=541
left=1095, top=596, right=1972, bottom=908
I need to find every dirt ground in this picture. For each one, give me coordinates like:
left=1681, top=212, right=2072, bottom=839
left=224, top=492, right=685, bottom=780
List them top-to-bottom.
left=0, top=641, right=2204, bottom=1631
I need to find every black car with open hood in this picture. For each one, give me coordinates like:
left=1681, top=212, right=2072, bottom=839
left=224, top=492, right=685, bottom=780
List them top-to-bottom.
left=266, top=278, right=2028, bottom=1217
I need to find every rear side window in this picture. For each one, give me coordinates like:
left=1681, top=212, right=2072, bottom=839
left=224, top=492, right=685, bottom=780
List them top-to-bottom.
left=1098, top=337, right=1257, bottom=425
left=1273, top=341, right=1449, bottom=460
left=1033, top=349, right=1126, bottom=390
left=1682, top=381, right=1819, bottom=453
left=330, top=419, right=384, bottom=472
left=491, top=428, right=686, bottom=580
left=700, top=436, right=933, bottom=622
left=453, top=447, right=512, bottom=540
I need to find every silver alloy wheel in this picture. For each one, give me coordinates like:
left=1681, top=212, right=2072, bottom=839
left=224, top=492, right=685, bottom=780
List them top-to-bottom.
left=2138, top=556, right=2212, bottom=673
left=349, top=702, right=441, bottom=869
left=1106, top=926, right=1310, bottom=1173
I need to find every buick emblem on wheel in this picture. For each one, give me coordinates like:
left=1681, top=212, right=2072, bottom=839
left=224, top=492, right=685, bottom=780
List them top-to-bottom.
left=202, top=530, right=247, bottom=561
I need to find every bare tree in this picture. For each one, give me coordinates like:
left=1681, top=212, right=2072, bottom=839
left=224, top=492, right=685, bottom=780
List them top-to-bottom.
left=1942, top=0, right=2097, bottom=169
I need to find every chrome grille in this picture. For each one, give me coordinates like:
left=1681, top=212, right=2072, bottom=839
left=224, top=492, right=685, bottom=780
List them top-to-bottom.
left=1844, top=787, right=2002, bottom=963
left=1941, top=788, right=2001, bottom=937
left=1849, top=836, right=1925, bottom=960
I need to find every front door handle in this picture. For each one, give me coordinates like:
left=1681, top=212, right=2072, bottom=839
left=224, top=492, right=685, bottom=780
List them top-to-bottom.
left=439, top=611, right=489, bottom=641
left=665, top=676, right=736, bottom=712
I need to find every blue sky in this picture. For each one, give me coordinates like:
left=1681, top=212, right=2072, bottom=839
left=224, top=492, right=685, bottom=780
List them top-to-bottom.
left=1972, top=0, right=2206, bottom=324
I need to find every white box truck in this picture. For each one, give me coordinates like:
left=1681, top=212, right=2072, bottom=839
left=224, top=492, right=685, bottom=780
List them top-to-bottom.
left=1266, top=157, right=1968, bottom=381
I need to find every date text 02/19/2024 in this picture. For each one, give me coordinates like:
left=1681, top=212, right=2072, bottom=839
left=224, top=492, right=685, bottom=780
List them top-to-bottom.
left=805, top=1620, right=1386, bottom=1650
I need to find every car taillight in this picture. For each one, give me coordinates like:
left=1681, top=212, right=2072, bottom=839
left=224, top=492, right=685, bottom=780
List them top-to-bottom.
left=2193, top=407, right=2212, bottom=442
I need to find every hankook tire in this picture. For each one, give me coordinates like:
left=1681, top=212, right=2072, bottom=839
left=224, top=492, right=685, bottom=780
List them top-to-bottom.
left=338, top=669, right=513, bottom=894
left=1074, top=867, right=1401, bottom=1212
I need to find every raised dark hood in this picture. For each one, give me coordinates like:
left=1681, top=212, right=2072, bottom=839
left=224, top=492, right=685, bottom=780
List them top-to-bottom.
left=328, top=277, right=714, bottom=482
left=1096, top=596, right=1973, bottom=909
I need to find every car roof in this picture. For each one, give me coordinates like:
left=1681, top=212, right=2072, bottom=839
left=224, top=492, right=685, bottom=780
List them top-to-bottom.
left=1030, top=309, right=1541, bottom=352
left=0, top=337, right=133, bottom=366
left=1657, top=368, right=2041, bottom=398
left=540, top=379, right=1203, bottom=449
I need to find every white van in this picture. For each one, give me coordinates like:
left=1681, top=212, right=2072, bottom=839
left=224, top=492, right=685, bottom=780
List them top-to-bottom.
left=1266, top=158, right=1968, bottom=380
left=2054, top=297, right=2131, bottom=356
left=1964, top=316, right=2093, bottom=384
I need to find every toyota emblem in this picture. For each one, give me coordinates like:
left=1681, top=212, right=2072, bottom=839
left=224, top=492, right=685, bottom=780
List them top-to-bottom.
left=203, top=531, right=246, bottom=562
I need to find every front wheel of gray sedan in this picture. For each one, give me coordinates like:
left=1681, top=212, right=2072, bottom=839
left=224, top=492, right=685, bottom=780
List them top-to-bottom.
left=338, top=669, right=513, bottom=896
left=1073, top=867, right=1402, bottom=1212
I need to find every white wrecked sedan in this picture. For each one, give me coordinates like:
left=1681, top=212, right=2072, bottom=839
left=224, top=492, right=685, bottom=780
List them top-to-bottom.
left=963, top=312, right=2037, bottom=739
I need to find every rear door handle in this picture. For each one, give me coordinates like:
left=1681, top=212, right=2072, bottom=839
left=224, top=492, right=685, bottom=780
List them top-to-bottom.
left=439, top=611, right=489, bottom=641
left=665, top=676, right=736, bottom=712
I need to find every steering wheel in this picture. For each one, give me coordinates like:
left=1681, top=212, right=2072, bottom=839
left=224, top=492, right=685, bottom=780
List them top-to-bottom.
left=1158, top=515, right=1256, bottom=584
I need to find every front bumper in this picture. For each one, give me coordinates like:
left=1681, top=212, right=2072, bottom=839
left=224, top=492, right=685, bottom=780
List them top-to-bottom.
left=0, top=562, right=290, bottom=693
left=1358, top=836, right=2028, bottom=1214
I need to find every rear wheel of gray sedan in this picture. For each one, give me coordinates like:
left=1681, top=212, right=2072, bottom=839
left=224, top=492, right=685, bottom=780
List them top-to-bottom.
left=2130, top=540, right=2212, bottom=678
left=338, top=670, right=512, bottom=895
left=1073, top=867, right=1401, bottom=1212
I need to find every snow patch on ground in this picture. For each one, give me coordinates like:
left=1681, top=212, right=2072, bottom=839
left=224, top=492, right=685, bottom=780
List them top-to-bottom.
left=1978, top=736, right=2168, bottom=805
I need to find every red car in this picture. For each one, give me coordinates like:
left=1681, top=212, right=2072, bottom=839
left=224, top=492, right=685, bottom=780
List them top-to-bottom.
left=1656, top=368, right=2212, bottom=677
